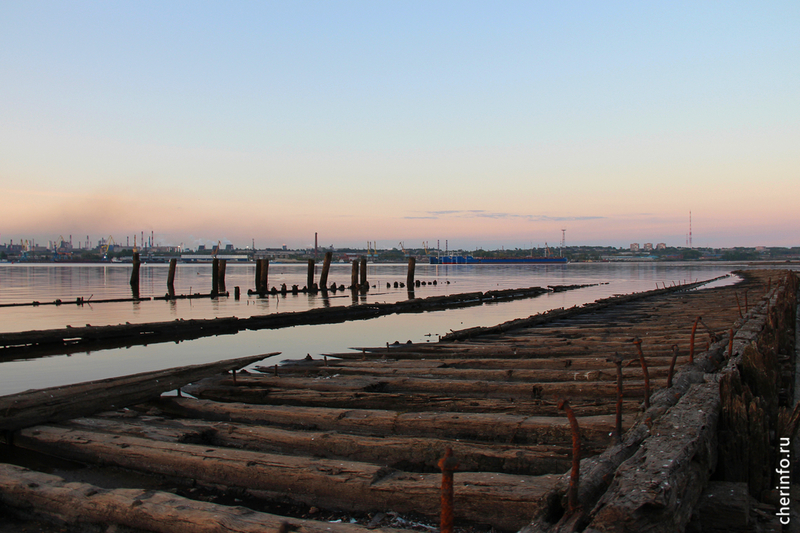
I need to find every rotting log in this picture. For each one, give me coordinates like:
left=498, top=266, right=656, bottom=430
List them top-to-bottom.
left=319, top=251, right=332, bottom=290
left=0, top=353, right=277, bottom=432
left=206, top=373, right=661, bottom=401
left=182, top=382, right=640, bottom=416
left=584, top=382, right=720, bottom=533
left=154, top=397, right=626, bottom=449
left=66, top=416, right=573, bottom=475
left=14, top=425, right=559, bottom=531
left=0, top=463, right=413, bottom=533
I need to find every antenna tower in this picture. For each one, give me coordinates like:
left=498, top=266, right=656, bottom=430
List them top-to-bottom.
left=689, top=211, right=693, bottom=249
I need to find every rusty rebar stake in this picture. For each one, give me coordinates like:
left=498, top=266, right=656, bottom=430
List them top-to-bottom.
left=735, top=293, right=743, bottom=319
left=689, top=316, right=700, bottom=363
left=728, top=328, right=734, bottom=358
left=633, top=338, right=650, bottom=409
left=667, top=344, right=679, bottom=388
left=607, top=354, right=623, bottom=442
left=558, top=399, right=581, bottom=512
left=438, top=447, right=459, bottom=533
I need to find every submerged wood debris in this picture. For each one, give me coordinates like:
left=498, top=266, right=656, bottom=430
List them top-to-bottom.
left=0, top=269, right=796, bottom=532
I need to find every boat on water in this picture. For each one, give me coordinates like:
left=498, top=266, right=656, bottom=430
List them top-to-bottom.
left=429, top=255, right=568, bottom=265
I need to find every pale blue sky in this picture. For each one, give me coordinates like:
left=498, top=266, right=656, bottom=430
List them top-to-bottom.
left=1, top=1, right=798, bottom=249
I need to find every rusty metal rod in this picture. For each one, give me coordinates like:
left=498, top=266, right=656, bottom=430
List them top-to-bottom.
left=735, top=293, right=743, bottom=319
left=689, top=316, right=700, bottom=363
left=728, top=328, right=734, bottom=358
left=633, top=337, right=650, bottom=409
left=557, top=399, right=581, bottom=512
left=438, top=447, right=459, bottom=533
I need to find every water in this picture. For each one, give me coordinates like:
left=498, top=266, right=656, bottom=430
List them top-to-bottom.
left=0, top=261, right=756, bottom=395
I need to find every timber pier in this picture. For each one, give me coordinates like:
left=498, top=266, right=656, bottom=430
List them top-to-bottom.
left=0, top=269, right=797, bottom=532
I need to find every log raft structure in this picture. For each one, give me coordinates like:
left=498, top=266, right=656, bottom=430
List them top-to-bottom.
left=0, top=269, right=797, bottom=532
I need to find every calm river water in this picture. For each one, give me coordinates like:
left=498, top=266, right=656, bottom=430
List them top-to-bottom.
left=0, top=261, right=761, bottom=395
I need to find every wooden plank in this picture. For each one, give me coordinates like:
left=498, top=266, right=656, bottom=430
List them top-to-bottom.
left=0, top=353, right=277, bottom=431
left=15, top=425, right=559, bottom=531
left=0, top=463, right=414, bottom=533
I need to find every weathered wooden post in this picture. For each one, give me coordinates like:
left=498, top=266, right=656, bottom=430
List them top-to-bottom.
left=130, top=252, right=140, bottom=298
left=319, top=252, right=332, bottom=290
left=360, top=256, right=367, bottom=289
left=407, top=257, right=416, bottom=288
left=167, top=258, right=177, bottom=298
left=211, top=258, right=219, bottom=298
left=218, top=259, right=227, bottom=294
left=254, top=259, right=263, bottom=293
left=260, top=259, right=269, bottom=293
left=307, top=259, right=315, bottom=291
left=351, top=259, right=359, bottom=289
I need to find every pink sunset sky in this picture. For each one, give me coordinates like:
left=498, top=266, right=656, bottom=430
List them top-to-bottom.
left=2, top=2, right=797, bottom=250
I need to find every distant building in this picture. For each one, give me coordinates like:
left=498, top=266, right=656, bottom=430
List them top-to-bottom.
left=630, top=243, right=640, bottom=252
left=643, top=243, right=653, bottom=251
left=656, top=243, right=666, bottom=250
left=225, top=244, right=234, bottom=251
left=755, top=246, right=766, bottom=252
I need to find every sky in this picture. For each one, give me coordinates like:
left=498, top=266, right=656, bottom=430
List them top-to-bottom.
left=1, top=2, right=798, bottom=251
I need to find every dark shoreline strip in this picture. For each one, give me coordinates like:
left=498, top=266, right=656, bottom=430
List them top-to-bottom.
left=0, top=285, right=592, bottom=360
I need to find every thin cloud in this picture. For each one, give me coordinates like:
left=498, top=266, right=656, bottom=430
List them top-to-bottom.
left=404, top=210, right=605, bottom=222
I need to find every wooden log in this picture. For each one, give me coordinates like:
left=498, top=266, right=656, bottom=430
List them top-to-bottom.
left=319, top=251, right=332, bottom=289
left=211, top=257, right=219, bottom=297
left=407, top=257, right=416, bottom=288
left=307, top=259, right=315, bottom=290
left=0, top=353, right=277, bottom=432
left=263, top=363, right=673, bottom=383
left=217, top=373, right=660, bottom=401
left=585, top=383, right=720, bottom=533
left=155, top=397, right=626, bottom=449
left=68, top=416, right=573, bottom=475
left=15, top=425, right=559, bottom=531
left=0, top=464, right=411, bottom=533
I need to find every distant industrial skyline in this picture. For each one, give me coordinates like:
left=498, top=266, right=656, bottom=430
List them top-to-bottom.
left=2, top=3, right=798, bottom=249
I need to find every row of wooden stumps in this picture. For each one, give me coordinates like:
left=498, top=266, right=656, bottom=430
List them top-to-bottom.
left=128, top=254, right=421, bottom=300
left=250, top=254, right=419, bottom=296
left=129, top=255, right=235, bottom=301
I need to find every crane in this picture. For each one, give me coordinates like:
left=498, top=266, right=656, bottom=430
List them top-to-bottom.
left=100, top=236, right=117, bottom=260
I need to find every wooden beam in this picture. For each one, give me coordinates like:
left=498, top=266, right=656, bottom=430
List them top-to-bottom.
left=0, top=353, right=277, bottom=431
left=0, top=463, right=414, bottom=533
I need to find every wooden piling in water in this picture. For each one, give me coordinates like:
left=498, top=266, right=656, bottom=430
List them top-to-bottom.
left=130, top=252, right=140, bottom=298
left=319, top=252, right=332, bottom=290
left=360, top=257, right=367, bottom=289
left=407, top=257, right=416, bottom=288
left=167, top=258, right=177, bottom=298
left=211, top=258, right=219, bottom=298
left=218, top=259, right=227, bottom=294
left=260, top=259, right=269, bottom=293
left=351, top=259, right=359, bottom=289
left=254, top=260, right=262, bottom=293
left=307, top=260, right=315, bottom=291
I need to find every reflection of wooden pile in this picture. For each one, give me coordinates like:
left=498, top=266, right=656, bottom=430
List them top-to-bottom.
left=1, top=270, right=788, bottom=533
